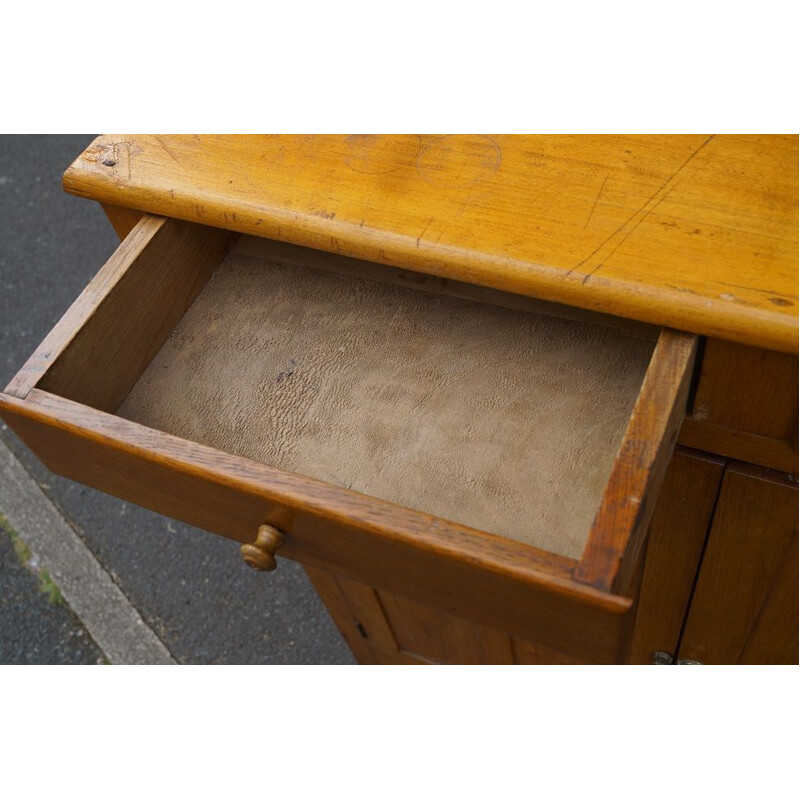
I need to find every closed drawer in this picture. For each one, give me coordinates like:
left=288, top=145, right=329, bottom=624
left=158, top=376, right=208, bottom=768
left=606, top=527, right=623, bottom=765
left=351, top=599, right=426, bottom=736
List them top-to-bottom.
left=0, top=215, right=696, bottom=663
left=679, top=338, right=799, bottom=473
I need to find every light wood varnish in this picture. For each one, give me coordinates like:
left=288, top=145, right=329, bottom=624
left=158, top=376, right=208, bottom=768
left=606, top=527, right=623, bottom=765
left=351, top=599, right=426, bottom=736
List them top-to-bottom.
left=64, top=134, right=799, bottom=353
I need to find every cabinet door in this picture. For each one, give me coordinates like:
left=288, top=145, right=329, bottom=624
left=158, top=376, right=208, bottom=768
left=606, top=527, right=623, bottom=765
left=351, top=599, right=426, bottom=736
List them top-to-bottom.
left=628, top=447, right=725, bottom=664
left=678, top=462, right=798, bottom=665
left=304, top=566, right=512, bottom=664
left=304, top=566, right=593, bottom=664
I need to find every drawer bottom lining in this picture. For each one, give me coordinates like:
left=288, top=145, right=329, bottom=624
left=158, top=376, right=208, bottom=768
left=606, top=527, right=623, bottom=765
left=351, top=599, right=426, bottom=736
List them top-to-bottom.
left=116, top=249, right=654, bottom=558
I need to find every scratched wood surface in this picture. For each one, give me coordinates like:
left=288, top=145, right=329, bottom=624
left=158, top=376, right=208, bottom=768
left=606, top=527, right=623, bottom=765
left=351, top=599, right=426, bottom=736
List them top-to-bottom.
left=63, top=134, right=798, bottom=352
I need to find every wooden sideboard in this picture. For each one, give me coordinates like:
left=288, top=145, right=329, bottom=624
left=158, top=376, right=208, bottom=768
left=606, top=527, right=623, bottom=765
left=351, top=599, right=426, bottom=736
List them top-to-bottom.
left=1, top=135, right=796, bottom=664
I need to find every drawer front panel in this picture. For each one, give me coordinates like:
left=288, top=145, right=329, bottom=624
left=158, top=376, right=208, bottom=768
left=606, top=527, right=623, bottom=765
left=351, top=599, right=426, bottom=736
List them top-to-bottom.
left=680, top=338, right=799, bottom=473
left=0, top=388, right=633, bottom=663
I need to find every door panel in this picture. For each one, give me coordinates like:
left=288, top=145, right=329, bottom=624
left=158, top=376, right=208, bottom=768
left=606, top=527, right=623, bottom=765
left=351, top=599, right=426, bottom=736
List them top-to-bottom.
left=628, top=447, right=725, bottom=664
left=678, top=463, right=798, bottom=665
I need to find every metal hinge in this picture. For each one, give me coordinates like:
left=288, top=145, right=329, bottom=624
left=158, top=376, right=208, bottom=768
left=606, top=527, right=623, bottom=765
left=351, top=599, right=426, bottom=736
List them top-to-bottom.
left=652, top=651, right=704, bottom=665
left=652, top=651, right=674, bottom=664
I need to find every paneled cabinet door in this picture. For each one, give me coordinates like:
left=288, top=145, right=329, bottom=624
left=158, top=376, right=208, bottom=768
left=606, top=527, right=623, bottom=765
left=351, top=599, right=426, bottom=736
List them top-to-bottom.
left=628, top=448, right=725, bottom=664
left=677, top=462, right=799, bottom=665
left=303, top=567, right=593, bottom=665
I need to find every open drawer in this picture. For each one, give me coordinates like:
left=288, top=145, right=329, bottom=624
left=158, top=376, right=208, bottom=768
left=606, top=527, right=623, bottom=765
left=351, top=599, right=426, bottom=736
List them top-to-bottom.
left=0, top=215, right=696, bottom=663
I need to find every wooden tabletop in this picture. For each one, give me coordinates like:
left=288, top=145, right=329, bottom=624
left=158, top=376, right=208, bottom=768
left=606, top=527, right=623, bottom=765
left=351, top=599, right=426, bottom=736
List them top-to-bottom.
left=64, top=134, right=798, bottom=353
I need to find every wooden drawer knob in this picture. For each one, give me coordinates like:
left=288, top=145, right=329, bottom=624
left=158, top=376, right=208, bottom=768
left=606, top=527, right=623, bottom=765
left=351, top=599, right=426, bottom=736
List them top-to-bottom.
left=241, top=524, right=286, bottom=572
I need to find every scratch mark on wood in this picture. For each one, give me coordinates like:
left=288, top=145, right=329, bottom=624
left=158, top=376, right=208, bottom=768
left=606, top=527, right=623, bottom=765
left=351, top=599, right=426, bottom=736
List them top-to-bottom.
left=568, top=134, right=716, bottom=277
left=154, top=136, right=181, bottom=165
left=110, top=141, right=134, bottom=181
left=583, top=173, right=609, bottom=230
left=581, top=183, right=680, bottom=284
left=417, top=217, right=434, bottom=249
left=718, top=281, right=797, bottom=301
left=666, top=284, right=701, bottom=296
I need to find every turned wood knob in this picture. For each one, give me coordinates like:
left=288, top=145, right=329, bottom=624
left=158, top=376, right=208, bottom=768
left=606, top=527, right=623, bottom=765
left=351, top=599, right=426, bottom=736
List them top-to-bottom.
left=241, top=524, right=286, bottom=571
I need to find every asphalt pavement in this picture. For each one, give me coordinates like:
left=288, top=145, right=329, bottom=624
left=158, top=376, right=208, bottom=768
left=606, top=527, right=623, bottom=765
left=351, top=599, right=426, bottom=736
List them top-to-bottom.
left=0, top=135, right=354, bottom=664
left=0, top=513, right=104, bottom=664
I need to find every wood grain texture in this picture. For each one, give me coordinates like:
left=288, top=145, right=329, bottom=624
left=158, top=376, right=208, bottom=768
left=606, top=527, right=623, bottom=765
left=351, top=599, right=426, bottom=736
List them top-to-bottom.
left=63, top=134, right=799, bottom=352
left=101, top=203, right=143, bottom=239
left=5, top=215, right=233, bottom=411
left=5, top=217, right=168, bottom=399
left=574, top=329, right=698, bottom=592
left=691, top=338, right=798, bottom=443
left=0, top=389, right=635, bottom=663
left=679, top=418, right=798, bottom=473
left=627, top=447, right=725, bottom=664
left=678, top=462, right=798, bottom=664
left=240, top=524, right=285, bottom=572
left=737, top=537, right=799, bottom=665
left=303, top=566, right=381, bottom=664
left=308, top=566, right=519, bottom=664
left=330, top=573, right=401, bottom=656
left=327, top=576, right=444, bottom=664
left=376, top=590, right=512, bottom=665
left=480, top=627, right=517, bottom=665
left=512, top=639, right=587, bottom=665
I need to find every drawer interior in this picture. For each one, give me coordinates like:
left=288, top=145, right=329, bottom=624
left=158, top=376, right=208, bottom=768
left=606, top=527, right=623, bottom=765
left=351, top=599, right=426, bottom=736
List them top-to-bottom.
left=37, top=227, right=654, bottom=559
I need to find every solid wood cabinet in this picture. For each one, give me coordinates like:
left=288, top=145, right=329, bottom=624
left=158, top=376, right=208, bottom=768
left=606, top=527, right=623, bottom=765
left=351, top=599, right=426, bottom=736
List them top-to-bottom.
left=2, top=135, right=796, bottom=665
left=2, top=217, right=796, bottom=666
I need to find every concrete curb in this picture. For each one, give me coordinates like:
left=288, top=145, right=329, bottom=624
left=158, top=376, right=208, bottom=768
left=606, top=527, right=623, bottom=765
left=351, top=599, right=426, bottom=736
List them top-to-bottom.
left=0, top=437, right=176, bottom=665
